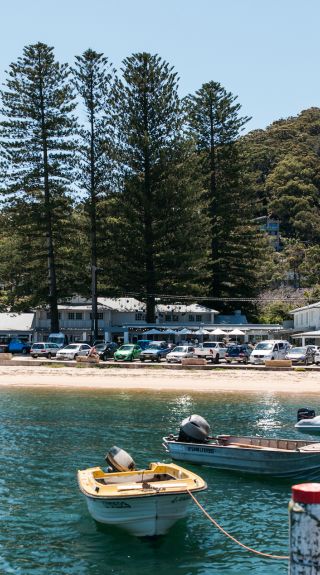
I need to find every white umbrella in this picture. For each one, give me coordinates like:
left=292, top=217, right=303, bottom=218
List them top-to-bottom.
left=143, top=328, right=163, bottom=334
left=177, top=328, right=194, bottom=334
left=194, top=328, right=211, bottom=335
left=211, top=328, right=227, bottom=335
left=228, top=328, right=245, bottom=335
left=161, top=329, right=177, bottom=334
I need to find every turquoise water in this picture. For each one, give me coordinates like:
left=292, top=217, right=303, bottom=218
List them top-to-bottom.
left=1, top=386, right=319, bottom=575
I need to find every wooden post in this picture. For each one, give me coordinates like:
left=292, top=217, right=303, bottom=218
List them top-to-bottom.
left=289, top=483, right=320, bottom=574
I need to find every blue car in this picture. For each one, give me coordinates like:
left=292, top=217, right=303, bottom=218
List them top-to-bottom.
left=8, top=339, right=31, bottom=354
left=140, top=341, right=172, bottom=362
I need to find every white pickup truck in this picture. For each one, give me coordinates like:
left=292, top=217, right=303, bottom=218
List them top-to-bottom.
left=194, top=341, right=227, bottom=363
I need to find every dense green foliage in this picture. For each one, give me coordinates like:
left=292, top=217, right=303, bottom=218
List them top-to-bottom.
left=1, top=43, right=319, bottom=323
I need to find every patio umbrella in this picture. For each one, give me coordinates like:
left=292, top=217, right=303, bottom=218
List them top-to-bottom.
left=143, top=328, right=163, bottom=334
left=177, top=328, right=194, bottom=335
left=211, top=328, right=227, bottom=335
left=161, top=329, right=177, bottom=334
left=194, top=329, right=211, bottom=335
left=228, top=329, right=245, bottom=336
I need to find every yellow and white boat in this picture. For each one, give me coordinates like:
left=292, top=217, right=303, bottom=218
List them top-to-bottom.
left=78, top=447, right=207, bottom=537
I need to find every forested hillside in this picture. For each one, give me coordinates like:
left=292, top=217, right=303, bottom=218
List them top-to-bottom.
left=0, top=43, right=319, bottom=327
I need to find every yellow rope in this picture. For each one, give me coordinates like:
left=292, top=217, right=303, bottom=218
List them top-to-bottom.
left=187, top=489, right=289, bottom=560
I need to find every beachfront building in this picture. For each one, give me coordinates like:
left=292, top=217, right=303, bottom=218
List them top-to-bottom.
left=0, top=296, right=285, bottom=344
left=32, top=297, right=284, bottom=344
left=289, top=301, right=320, bottom=345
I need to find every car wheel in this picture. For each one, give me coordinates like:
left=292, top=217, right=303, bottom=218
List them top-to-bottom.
left=22, top=348, right=27, bottom=355
left=47, top=353, right=52, bottom=360
left=33, top=354, right=38, bottom=359
left=74, top=354, right=78, bottom=360
left=102, top=354, right=107, bottom=361
left=214, top=354, right=220, bottom=364
left=156, top=356, right=161, bottom=362
left=141, top=357, right=145, bottom=362
left=243, top=357, right=248, bottom=364
left=226, top=361, right=231, bottom=364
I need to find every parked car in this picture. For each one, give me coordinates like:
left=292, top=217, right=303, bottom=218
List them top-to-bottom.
left=47, top=332, right=68, bottom=348
left=7, top=339, right=31, bottom=354
left=137, top=339, right=153, bottom=350
left=249, top=340, right=291, bottom=364
left=94, top=341, right=118, bottom=361
left=140, top=341, right=171, bottom=362
left=194, top=341, right=227, bottom=363
left=30, top=342, right=60, bottom=359
left=56, top=343, right=92, bottom=360
left=114, top=344, right=142, bottom=362
left=225, top=344, right=252, bottom=364
left=166, top=345, right=197, bottom=364
left=285, top=346, right=314, bottom=365
left=314, top=349, right=320, bottom=365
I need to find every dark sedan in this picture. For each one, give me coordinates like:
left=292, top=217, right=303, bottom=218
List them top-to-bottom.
left=94, top=342, right=118, bottom=361
left=225, top=344, right=252, bottom=364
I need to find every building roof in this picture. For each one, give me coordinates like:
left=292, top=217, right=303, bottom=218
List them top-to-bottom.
left=56, top=297, right=219, bottom=314
left=290, top=301, right=320, bottom=313
left=0, top=313, right=35, bottom=331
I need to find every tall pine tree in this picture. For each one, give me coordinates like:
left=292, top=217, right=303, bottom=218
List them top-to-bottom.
left=0, top=43, right=78, bottom=330
left=72, top=49, right=115, bottom=340
left=107, top=53, right=209, bottom=321
left=185, top=81, right=261, bottom=310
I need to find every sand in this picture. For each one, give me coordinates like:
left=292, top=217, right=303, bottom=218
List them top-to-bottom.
left=0, top=364, right=319, bottom=393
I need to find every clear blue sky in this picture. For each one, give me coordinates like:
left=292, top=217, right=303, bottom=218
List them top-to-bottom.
left=1, top=0, right=319, bottom=133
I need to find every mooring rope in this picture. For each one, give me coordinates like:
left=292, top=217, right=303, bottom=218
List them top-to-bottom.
left=187, top=489, right=289, bottom=560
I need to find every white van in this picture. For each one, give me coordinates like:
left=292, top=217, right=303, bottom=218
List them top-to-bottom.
left=250, top=340, right=291, bottom=364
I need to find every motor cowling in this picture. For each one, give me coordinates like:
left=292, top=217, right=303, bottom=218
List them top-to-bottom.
left=297, top=408, right=316, bottom=422
left=178, top=414, right=210, bottom=443
left=105, top=446, right=136, bottom=472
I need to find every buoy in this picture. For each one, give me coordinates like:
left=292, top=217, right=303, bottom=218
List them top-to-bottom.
left=289, top=483, right=320, bottom=574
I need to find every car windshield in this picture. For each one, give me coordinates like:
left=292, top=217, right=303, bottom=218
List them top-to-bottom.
left=49, top=337, right=64, bottom=344
left=203, top=342, right=218, bottom=348
left=255, top=342, right=273, bottom=350
left=95, top=343, right=106, bottom=350
left=146, top=343, right=161, bottom=349
left=32, top=344, right=44, bottom=349
left=63, top=344, right=79, bottom=350
left=119, top=345, right=133, bottom=350
left=171, top=347, right=186, bottom=352
left=227, top=347, right=242, bottom=355
left=289, top=347, right=305, bottom=353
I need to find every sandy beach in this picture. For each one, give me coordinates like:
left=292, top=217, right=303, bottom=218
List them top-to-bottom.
left=0, top=364, right=319, bottom=393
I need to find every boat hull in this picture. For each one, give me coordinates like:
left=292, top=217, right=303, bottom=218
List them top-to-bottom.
left=163, top=438, right=320, bottom=480
left=84, top=491, right=191, bottom=536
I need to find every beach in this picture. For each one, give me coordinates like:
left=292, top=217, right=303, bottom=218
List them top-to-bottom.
left=0, top=364, right=319, bottom=393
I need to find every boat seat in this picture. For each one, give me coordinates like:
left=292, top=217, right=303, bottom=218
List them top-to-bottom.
left=297, top=443, right=320, bottom=452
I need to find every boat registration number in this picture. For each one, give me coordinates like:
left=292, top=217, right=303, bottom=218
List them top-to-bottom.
left=186, top=446, right=214, bottom=453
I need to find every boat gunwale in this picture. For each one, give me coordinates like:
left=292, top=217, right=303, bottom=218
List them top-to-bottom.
left=163, top=435, right=320, bottom=454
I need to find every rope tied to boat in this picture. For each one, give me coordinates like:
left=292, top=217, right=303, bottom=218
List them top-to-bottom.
left=186, top=489, right=289, bottom=560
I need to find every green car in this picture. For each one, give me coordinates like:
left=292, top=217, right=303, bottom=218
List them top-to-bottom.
left=114, top=344, right=142, bottom=362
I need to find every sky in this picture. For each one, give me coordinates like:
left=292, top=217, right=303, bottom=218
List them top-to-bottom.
left=0, top=0, right=319, bottom=133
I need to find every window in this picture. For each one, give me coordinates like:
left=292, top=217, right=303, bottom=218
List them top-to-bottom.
left=68, top=312, right=74, bottom=320
left=75, top=312, right=83, bottom=320
left=89, top=312, right=103, bottom=320
left=135, top=312, right=145, bottom=321
left=165, top=315, right=172, bottom=321
left=172, top=315, right=178, bottom=322
left=189, top=315, right=194, bottom=322
left=196, top=315, right=202, bottom=322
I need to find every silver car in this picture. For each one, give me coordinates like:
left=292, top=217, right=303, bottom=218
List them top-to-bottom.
left=30, top=342, right=60, bottom=359
left=56, top=343, right=91, bottom=360
left=166, top=345, right=197, bottom=364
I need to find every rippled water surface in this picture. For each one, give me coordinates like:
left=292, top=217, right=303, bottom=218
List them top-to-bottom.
left=1, top=386, right=319, bottom=575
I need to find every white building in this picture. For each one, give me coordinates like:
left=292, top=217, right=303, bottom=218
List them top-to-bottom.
left=289, top=302, right=320, bottom=345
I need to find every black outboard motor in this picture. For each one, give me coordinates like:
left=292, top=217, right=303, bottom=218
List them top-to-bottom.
left=297, top=408, right=316, bottom=422
left=178, top=414, right=210, bottom=443
left=105, top=446, right=136, bottom=472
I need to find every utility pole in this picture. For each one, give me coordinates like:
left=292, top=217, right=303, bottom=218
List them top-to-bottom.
left=91, top=266, right=102, bottom=344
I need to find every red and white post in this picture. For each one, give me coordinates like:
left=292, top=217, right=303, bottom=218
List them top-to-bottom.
left=289, top=483, right=320, bottom=574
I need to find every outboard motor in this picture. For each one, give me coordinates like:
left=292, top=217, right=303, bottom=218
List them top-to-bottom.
left=297, top=408, right=316, bottom=422
left=178, top=414, right=210, bottom=443
left=105, top=446, right=136, bottom=472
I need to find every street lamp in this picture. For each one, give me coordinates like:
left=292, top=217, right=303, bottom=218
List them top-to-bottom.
left=91, top=265, right=103, bottom=344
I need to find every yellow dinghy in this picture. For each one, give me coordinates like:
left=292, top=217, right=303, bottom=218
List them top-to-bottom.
left=78, top=446, right=207, bottom=537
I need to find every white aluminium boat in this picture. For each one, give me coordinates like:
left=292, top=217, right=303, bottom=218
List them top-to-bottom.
left=163, top=415, right=320, bottom=481
left=78, top=447, right=207, bottom=537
